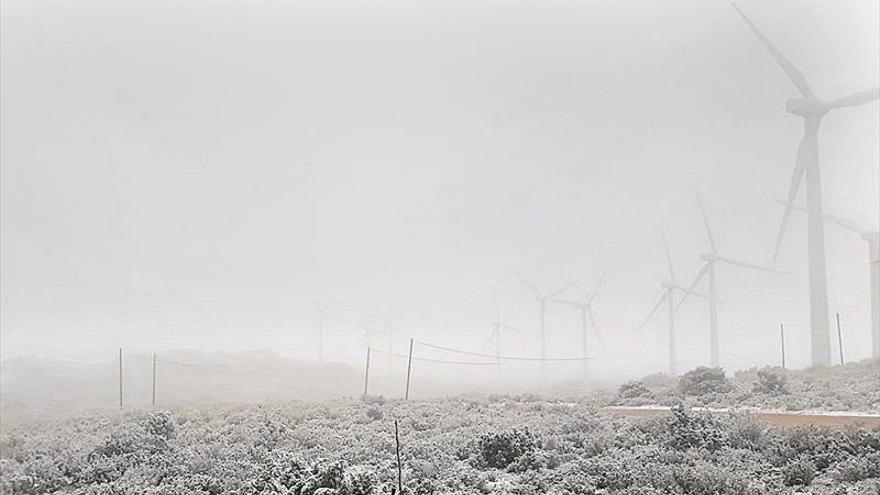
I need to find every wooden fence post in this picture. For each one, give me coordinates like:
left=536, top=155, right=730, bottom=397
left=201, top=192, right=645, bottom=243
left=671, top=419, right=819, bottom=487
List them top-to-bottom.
left=405, top=339, right=414, bottom=400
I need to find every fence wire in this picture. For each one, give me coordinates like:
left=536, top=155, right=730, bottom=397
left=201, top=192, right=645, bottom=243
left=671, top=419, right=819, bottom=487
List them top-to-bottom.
left=415, top=341, right=595, bottom=361
left=368, top=347, right=497, bottom=366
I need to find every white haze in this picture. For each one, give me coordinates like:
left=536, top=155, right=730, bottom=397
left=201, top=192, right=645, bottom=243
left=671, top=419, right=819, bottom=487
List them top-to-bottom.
left=1, top=0, right=878, bottom=386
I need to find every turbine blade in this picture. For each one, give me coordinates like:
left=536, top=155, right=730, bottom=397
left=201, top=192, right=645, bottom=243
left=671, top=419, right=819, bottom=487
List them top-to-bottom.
left=732, top=3, right=815, bottom=98
left=827, top=87, right=879, bottom=109
left=773, top=140, right=808, bottom=262
left=696, top=191, right=717, bottom=253
left=779, top=200, right=868, bottom=237
left=661, top=228, right=676, bottom=281
left=718, top=256, right=787, bottom=274
left=675, top=263, right=710, bottom=311
left=588, top=270, right=607, bottom=305
left=547, top=279, right=579, bottom=299
left=673, top=284, right=711, bottom=300
left=640, top=292, right=670, bottom=329
left=588, top=307, right=606, bottom=352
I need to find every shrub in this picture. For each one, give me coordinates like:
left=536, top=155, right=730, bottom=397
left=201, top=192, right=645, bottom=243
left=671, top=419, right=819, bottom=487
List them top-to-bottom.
left=678, top=367, right=732, bottom=396
left=752, top=369, right=788, bottom=396
left=618, top=381, right=652, bottom=399
left=667, top=404, right=728, bottom=452
left=365, top=407, right=383, bottom=421
left=146, top=411, right=176, bottom=439
left=476, top=429, right=537, bottom=469
left=831, top=452, right=880, bottom=482
left=782, top=458, right=815, bottom=486
left=670, top=463, right=754, bottom=495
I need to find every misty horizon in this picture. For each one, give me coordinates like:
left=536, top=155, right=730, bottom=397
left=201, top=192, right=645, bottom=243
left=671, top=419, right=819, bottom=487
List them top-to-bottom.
left=2, top=0, right=878, bottom=379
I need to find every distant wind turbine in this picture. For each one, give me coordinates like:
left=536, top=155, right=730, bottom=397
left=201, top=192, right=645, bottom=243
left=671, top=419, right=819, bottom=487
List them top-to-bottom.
left=733, top=3, right=880, bottom=366
left=678, top=193, right=785, bottom=367
left=783, top=201, right=880, bottom=358
left=640, top=230, right=709, bottom=375
left=553, top=270, right=607, bottom=379
left=517, top=274, right=578, bottom=380
left=484, top=288, right=527, bottom=373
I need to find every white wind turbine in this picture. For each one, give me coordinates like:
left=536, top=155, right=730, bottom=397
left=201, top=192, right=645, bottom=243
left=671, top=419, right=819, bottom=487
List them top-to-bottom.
left=733, top=4, right=880, bottom=365
left=678, top=193, right=785, bottom=367
left=783, top=201, right=880, bottom=358
left=640, top=230, right=709, bottom=376
left=552, top=271, right=607, bottom=379
left=517, top=274, right=578, bottom=380
left=484, top=288, right=527, bottom=373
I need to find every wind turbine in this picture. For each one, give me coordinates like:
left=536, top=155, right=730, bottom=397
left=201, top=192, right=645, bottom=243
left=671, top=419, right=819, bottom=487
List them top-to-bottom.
left=733, top=4, right=880, bottom=366
left=678, top=193, right=785, bottom=367
left=783, top=201, right=880, bottom=358
left=640, top=230, right=709, bottom=376
left=553, top=270, right=607, bottom=379
left=517, top=274, right=578, bottom=380
left=484, top=288, right=527, bottom=374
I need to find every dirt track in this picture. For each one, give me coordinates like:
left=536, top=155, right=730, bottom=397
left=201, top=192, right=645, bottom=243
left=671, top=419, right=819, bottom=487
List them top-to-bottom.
left=602, top=406, right=880, bottom=429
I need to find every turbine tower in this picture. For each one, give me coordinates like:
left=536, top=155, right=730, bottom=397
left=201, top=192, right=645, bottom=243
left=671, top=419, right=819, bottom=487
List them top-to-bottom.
left=733, top=4, right=879, bottom=365
left=678, top=193, right=785, bottom=367
left=784, top=201, right=880, bottom=358
left=640, top=230, right=709, bottom=376
left=553, top=270, right=607, bottom=379
left=517, top=274, right=577, bottom=381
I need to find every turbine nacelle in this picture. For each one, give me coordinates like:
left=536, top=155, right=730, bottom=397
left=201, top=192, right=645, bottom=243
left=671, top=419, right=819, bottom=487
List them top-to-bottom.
left=785, top=98, right=826, bottom=117
left=699, top=252, right=719, bottom=262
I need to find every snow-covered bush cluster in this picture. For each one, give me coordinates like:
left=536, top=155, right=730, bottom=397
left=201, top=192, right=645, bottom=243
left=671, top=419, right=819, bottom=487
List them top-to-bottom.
left=615, top=358, right=880, bottom=412
left=2, top=396, right=879, bottom=494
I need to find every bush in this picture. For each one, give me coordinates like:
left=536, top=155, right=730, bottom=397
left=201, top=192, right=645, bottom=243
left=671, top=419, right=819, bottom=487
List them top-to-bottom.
left=678, top=367, right=732, bottom=396
left=752, top=369, right=787, bottom=396
left=618, top=381, right=652, bottom=399
left=667, top=404, right=728, bottom=452
left=365, top=407, right=383, bottom=421
left=146, top=411, right=176, bottom=439
left=476, top=429, right=537, bottom=469
left=831, top=452, right=880, bottom=482
left=782, top=458, right=816, bottom=486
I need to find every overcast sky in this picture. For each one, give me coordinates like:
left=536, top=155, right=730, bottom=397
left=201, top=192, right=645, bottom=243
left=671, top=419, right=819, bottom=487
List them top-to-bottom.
left=1, top=0, right=878, bottom=375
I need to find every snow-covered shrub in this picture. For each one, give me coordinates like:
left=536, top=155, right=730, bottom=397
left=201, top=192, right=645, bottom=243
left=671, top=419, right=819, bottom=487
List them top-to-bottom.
left=678, top=367, right=732, bottom=396
left=752, top=369, right=788, bottom=396
left=617, top=380, right=652, bottom=399
left=667, top=404, right=728, bottom=452
left=365, top=407, right=383, bottom=421
left=145, top=411, right=176, bottom=439
left=475, top=428, right=537, bottom=469
left=830, top=452, right=880, bottom=482
left=782, top=457, right=816, bottom=486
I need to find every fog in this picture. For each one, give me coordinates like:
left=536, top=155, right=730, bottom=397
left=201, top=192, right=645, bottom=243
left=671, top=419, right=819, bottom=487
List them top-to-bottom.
left=1, top=1, right=878, bottom=408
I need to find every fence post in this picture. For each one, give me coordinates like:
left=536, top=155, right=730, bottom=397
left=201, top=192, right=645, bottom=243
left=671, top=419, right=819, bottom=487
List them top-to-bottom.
left=836, top=313, right=844, bottom=365
left=779, top=324, right=785, bottom=369
left=405, top=339, right=414, bottom=400
left=363, top=347, right=371, bottom=398
left=118, top=348, right=123, bottom=409
left=152, top=353, right=157, bottom=407
left=394, top=419, right=403, bottom=493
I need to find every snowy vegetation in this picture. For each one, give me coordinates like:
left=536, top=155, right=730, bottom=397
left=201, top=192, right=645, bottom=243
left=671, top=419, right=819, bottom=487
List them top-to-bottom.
left=614, top=358, right=880, bottom=413
left=2, top=392, right=879, bottom=494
